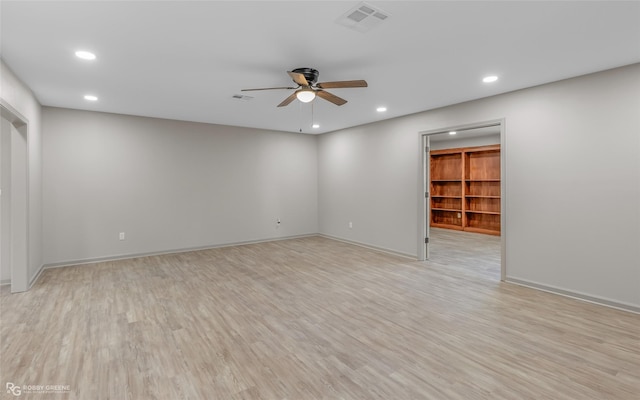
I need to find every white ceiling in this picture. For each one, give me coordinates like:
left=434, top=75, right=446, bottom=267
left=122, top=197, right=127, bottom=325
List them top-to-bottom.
left=2, top=1, right=639, bottom=134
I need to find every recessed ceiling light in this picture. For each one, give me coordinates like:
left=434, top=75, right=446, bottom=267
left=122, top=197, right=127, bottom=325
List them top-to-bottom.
left=75, top=50, right=96, bottom=60
left=483, top=75, right=498, bottom=83
left=84, top=95, right=98, bottom=101
left=376, top=106, right=387, bottom=112
left=312, top=124, right=320, bottom=129
left=449, top=131, right=457, bottom=135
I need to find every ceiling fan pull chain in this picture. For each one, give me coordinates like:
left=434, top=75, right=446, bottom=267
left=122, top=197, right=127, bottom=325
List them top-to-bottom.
left=299, top=100, right=303, bottom=133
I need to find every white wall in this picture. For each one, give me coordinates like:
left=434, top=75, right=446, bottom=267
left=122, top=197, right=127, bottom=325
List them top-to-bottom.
left=0, top=60, right=43, bottom=288
left=11, top=60, right=640, bottom=309
left=319, top=64, right=640, bottom=309
left=42, top=108, right=318, bottom=265
left=318, top=121, right=419, bottom=257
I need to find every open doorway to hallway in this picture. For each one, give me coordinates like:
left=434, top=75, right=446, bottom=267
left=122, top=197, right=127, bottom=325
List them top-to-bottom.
left=0, top=104, right=29, bottom=293
left=419, top=121, right=505, bottom=281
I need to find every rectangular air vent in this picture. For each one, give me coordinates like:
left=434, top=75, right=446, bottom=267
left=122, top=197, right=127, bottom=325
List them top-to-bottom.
left=336, top=2, right=390, bottom=33
left=232, top=94, right=253, bottom=101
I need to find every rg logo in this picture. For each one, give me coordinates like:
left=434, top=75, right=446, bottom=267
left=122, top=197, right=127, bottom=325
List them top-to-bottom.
left=6, top=382, right=21, bottom=396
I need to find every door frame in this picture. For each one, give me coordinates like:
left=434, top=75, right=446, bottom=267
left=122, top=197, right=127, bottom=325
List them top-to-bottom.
left=1, top=101, right=30, bottom=293
left=418, top=119, right=506, bottom=281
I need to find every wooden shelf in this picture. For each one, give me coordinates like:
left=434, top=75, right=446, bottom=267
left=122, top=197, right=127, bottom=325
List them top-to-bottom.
left=430, top=144, right=500, bottom=235
left=429, top=151, right=462, bottom=183
left=431, top=181, right=461, bottom=197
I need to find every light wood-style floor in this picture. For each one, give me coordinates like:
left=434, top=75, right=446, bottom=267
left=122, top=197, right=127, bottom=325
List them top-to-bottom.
left=1, top=230, right=639, bottom=399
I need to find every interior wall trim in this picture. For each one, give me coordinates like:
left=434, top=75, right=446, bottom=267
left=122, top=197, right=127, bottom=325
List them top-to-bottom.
left=0, top=100, right=31, bottom=293
left=418, top=118, right=506, bottom=282
left=37, top=233, right=640, bottom=316
left=42, top=234, right=318, bottom=270
left=318, top=234, right=417, bottom=260
left=28, top=264, right=44, bottom=289
left=506, top=277, right=640, bottom=315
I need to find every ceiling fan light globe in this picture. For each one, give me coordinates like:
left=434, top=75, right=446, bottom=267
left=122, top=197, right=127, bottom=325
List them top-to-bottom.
left=296, top=90, right=316, bottom=103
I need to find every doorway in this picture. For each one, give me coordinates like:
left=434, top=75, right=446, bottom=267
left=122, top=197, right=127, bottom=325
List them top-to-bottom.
left=1, top=103, right=29, bottom=293
left=418, top=120, right=506, bottom=281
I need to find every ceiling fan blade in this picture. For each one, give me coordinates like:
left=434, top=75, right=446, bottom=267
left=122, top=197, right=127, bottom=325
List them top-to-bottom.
left=287, top=71, right=309, bottom=86
left=316, top=80, right=368, bottom=89
left=241, top=86, right=297, bottom=92
left=316, top=90, right=347, bottom=106
left=277, top=92, right=298, bottom=107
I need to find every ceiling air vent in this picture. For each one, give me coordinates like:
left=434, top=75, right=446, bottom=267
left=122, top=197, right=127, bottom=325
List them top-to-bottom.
left=336, top=2, right=390, bottom=33
left=232, top=94, right=253, bottom=101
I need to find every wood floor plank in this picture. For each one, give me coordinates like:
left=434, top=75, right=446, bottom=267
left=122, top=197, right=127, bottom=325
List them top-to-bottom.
left=1, top=230, right=639, bottom=399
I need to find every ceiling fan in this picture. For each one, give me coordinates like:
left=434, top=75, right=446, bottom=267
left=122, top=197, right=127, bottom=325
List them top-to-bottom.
left=241, top=68, right=367, bottom=107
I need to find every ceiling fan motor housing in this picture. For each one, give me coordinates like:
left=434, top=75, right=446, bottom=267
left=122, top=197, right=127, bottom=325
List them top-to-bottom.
left=292, top=68, right=319, bottom=85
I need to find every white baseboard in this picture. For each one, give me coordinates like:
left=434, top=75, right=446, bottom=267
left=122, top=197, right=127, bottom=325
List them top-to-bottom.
left=43, top=234, right=318, bottom=270
left=317, top=234, right=417, bottom=260
left=35, top=236, right=640, bottom=316
left=29, top=264, right=45, bottom=289
left=0, top=265, right=45, bottom=288
left=506, top=277, right=640, bottom=315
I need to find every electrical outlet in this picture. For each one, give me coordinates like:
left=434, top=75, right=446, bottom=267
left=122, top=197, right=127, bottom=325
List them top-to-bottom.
left=349, top=221, right=353, bottom=229
left=119, top=232, right=125, bottom=241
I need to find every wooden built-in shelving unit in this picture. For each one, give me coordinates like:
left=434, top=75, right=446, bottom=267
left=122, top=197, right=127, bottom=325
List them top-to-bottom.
left=430, top=145, right=501, bottom=235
